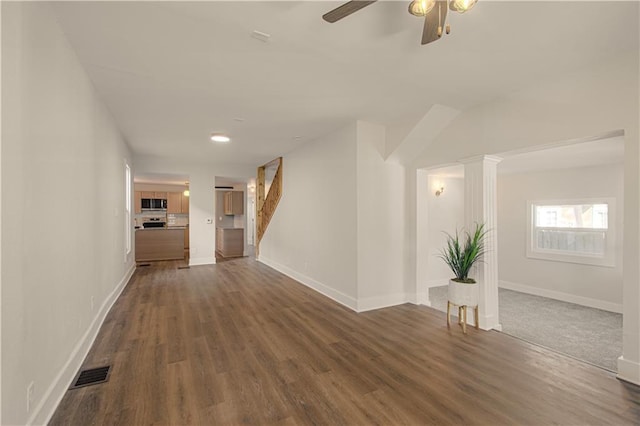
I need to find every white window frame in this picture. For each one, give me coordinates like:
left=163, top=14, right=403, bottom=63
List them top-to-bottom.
left=125, top=161, right=132, bottom=261
left=526, top=198, right=616, bottom=268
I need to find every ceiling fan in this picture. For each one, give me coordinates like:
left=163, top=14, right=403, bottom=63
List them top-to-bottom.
left=322, top=0, right=478, bottom=45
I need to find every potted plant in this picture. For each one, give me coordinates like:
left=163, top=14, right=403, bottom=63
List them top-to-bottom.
left=438, top=223, right=487, bottom=331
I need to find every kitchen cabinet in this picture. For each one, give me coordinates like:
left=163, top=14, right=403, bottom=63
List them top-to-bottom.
left=134, top=191, right=142, bottom=214
left=141, top=191, right=167, bottom=199
left=167, top=191, right=189, bottom=214
left=224, top=191, right=244, bottom=215
left=167, top=192, right=182, bottom=214
left=181, top=193, right=189, bottom=213
left=184, top=227, right=189, bottom=259
left=216, top=228, right=244, bottom=258
left=135, top=229, right=184, bottom=262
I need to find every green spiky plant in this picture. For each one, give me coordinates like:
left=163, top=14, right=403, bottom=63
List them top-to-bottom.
left=438, top=223, right=488, bottom=283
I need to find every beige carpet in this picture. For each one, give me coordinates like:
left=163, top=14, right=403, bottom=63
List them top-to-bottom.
left=428, top=286, right=622, bottom=372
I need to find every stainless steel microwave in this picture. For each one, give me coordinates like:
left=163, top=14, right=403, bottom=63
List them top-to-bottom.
left=141, top=198, right=167, bottom=210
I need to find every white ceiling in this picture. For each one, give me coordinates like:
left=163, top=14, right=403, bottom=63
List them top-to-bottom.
left=50, top=1, right=638, bottom=168
left=427, top=135, right=625, bottom=177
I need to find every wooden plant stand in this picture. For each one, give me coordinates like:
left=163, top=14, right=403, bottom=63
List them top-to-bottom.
left=447, top=301, right=479, bottom=334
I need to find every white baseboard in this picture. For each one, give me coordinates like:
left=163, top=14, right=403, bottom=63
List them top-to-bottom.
left=258, top=256, right=358, bottom=311
left=189, top=257, right=216, bottom=266
left=32, top=263, right=136, bottom=426
left=499, top=280, right=622, bottom=313
left=410, top=291, right=431, bottom=306
left=357, top=293, right=411, bottom=313
left=617, top=356, right=640, bottom=386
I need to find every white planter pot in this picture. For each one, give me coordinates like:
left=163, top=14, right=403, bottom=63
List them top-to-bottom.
left=448, top=279, right=479, bottom=306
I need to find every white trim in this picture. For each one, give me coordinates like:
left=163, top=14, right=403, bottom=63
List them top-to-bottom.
left=458, top=154, right=503, bottom=165
left=258, top=256, right=358, bottom=311
left=189, top=257, right=216, bottom=266
left=31, top=264, right=135, bottom=426
left=499, top=280, right=622, bottom=313
left=414, top=292, right=431, bottom=306
left=357, top=293, right=410, bottom=313
left=617, top=356, right=640, bottom=386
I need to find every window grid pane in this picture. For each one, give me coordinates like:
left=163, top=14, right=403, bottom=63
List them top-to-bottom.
left=535, top=204, right=608, bottom=229
left=535, top=228, right=606, bottom=256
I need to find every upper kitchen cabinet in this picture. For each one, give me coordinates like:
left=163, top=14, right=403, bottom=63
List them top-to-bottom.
left=134, top=191, right=142, bottom=214
left=141, top=191, right=167, bottom=199
left=167, top=191, right=189, bottom=214
left=224, top=191, right=244, bottom=215
left=167, top=192, right=182, bottom=214
left=181, top=193, right=189, bottom=213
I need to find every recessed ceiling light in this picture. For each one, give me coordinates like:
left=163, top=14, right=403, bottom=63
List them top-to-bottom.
left=211, top=133, right=231, bottom=143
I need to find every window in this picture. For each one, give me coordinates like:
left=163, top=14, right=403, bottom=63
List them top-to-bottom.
left=125, top=162, right=132, bottom=260
left=526, top=199, right=615, bottom=267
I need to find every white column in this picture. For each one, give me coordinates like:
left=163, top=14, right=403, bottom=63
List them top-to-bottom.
left=618, top=126, right=640, bottom=385
left=460, top=155, right=502, bottom=331
left=415, top=168, right=431, bottom=306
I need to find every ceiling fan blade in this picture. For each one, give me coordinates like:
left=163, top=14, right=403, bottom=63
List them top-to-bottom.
left=322, top=0, right=377, bottom=23
left=422, top=1, right=448, bottom=45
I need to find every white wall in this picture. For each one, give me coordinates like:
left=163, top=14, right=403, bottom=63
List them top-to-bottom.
left=1, top=3, right=135, bottom=424
left=260, top=121, right=410, bottom=312
left=355, top=121, right=406, bottom=311
left=259, top=124, right=359, bottom=308
left=497, top=164, right=624, bottom=312
left=425, top=176, right=465, bottom=288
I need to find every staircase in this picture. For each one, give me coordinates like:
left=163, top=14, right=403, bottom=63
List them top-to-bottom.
left=256, top=157, right=282, bottom=255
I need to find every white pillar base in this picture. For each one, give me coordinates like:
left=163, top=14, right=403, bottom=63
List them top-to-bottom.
left=479, top=313, right=502, bottom=331
left=617, top=356, right=640, bottom=386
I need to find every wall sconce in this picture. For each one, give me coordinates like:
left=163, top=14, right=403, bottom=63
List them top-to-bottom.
left=435, top=186, right=444, bottom=197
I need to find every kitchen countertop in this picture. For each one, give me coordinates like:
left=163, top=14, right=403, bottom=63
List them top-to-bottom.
left=136, top=227, right=184, bottom=231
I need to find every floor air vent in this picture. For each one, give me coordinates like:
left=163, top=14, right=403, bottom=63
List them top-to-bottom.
left=137, top=263, right=151, bottom=267
left=177, top=266, right=190, bottom=270
left=70, top=366, right=111, bottom=389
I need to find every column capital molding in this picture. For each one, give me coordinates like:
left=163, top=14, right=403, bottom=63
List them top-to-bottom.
left=458, top=154, right=503, bottom=165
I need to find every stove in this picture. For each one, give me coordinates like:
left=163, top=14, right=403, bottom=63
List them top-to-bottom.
left=142, top=217, right=166, bottom=228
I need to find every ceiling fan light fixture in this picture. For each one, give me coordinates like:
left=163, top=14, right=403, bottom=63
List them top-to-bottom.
left=408, top=0, right=436, bottom=17
left=449, top=0, right=478, bottom=13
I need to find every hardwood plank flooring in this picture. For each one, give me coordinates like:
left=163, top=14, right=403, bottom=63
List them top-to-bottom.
left=49, top=258, right=640, bottom=425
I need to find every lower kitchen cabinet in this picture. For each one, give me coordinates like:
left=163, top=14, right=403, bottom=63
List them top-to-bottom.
left=216, top=228, right=244, bottom=258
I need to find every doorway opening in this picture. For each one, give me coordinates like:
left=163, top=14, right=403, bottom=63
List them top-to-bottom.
left=421, top=135, right=624, bottom=372
left=133, top=172, right=190, bottom=267
left=215, top=176, right=255, bottom=262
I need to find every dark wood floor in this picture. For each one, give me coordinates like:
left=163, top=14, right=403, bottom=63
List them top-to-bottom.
left=50, top=257, right=640, bottom=425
